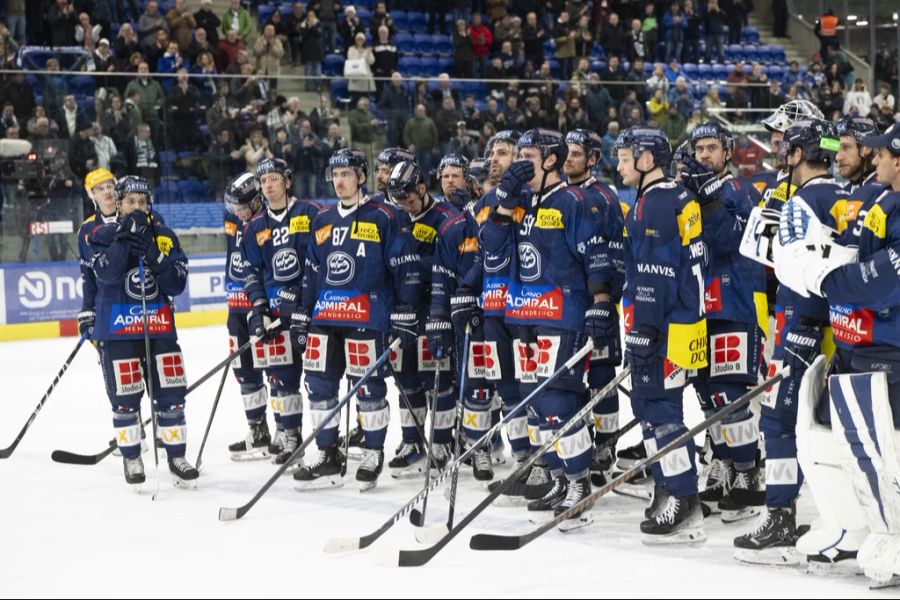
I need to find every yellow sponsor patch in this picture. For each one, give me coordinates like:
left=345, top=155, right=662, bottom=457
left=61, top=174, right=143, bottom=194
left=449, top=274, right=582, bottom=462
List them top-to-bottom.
left=770, top=181, right=797, bottom=203
left=677, top=200, right=702, bottom=246
left=619, top=201, right=631, bottom=219
left=864, top=204, right=887, bottom=239
left=475, top=206, right=491, bottom=224
left=535, top=207, right=564, bottom=229
left=289, top=215, right=311, bottom=234
left=224, top=221, right=237, bottom=236
left=351, top=221, right=381, bottom=242
left=412, top=222, right=437, bottom=243
left=315, top=224, right=332, bottom=245
left=256, top=228, right=271, bottom=246
left=156, top=235, right=174, bottom=257
left=459, top=236, right=478, bottom=253
left=754, top=291, right=769, bottom=337
left=667, top=319, right=708, bottom=370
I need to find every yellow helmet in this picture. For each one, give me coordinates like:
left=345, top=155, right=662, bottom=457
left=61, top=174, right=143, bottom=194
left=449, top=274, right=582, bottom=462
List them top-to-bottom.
left=85, top=168, right=114, bottom=191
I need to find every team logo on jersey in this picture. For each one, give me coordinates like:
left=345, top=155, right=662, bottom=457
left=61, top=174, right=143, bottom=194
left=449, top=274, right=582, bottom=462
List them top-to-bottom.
left=412, top=222, right=437, bottom=244
left=156, top=235, right=173, bottom=257
left=518, top=243, right=541, bottom=282
left=272, top=248, right=301, bottom=282
left=228, top=251, right=246, bottom=281
left=325, top=252, right=355, bottom=285
left=483, top=252, right=510, bottom=274
left=124, top=268, right=159, bottom=301
left=830, top=304, right=874, bottom=346
left=710, top=332, right=748, bottom=377
left=303, top=333, right=328, bottom=372
left=417, top=336, right=451, bottom=371
left=345, top=339, right=377, bottom=378
left=514, top=339, right=539, bottom=383
left=155, top=352, right=187, bottom=388
left=112, top=359, right=144, bottom=396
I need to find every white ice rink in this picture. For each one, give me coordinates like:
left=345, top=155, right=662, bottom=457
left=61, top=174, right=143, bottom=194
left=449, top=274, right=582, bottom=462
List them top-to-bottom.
left=0, top=326, right=891, bottom=598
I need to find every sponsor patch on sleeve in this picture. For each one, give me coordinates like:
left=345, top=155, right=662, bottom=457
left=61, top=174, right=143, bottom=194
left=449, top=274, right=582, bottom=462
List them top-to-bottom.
left=290, top=215, right=311, bottom=234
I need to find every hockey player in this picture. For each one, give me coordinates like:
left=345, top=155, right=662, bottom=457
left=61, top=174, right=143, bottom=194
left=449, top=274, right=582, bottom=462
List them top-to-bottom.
left=836, top=116, right=880, bottom=194
left=734, top=119, right=846, bottom=563
left=681, top=123, right=767, bottom=522
left=778, top=123, right=900, bottom=585
left=614, top=126, right=709, bottom=543
left=480, top=128, right=612, bottom=520
left=563, top=128, right=626, bottom=487
left=372, top=147, right=416, bottom=203
left=291, top=148, right=422, bottom=491
left=426, top=154, right=493, bottom=479
left=468, top=157, right=491, bottom=198
left=241, top=158, right=321, bottom=465
left=77, top=169, right=118, bottom=340
left=223, top=173, right=274, bottom=460
left=88, top=176, right=198, bottom=487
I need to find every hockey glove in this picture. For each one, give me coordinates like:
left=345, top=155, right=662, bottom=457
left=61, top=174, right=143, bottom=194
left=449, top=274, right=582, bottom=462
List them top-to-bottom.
left=681, top=157, right=723, bottom=206
left=495, top=160, right=535, bottom=210
left=276, top=286, right=301, bottom=321
left=450, top=287, right=483, bottom=332
left=584, top=300, right=622, bottom=365
left=248, top=302, right=275, bottom=341
left=390, top=305, right=419, bottom=350
left=76, top=309, right=95, bottom=338
left=289, top=309, right=311, bottom=354
left=425, top=314, right=454, bottom=359
left=624, top=325, right=664, bottom=391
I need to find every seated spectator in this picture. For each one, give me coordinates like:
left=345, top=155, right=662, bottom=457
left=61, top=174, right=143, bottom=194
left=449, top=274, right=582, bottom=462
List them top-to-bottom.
left=664, top=59, right=683, bottom=82
left=646, top=63, right=670, bottom=96
left=430, top=73, right=462, bottom=110
left=844, top=78, right=873, bottom=116
left=873, top=83, right=896, bottom=114
left=702, top=86, right=724, bottom=117
left=647, top=87, right=669, bottom=123
left=619, top=89, right=643, bottom=125
left=566, top=96, right=590, bottom=130
left=660, top=101, right=687, bottom=147
left=27, top=105, right=59, bottom=138
left=447, top=121, right=477, bottom=160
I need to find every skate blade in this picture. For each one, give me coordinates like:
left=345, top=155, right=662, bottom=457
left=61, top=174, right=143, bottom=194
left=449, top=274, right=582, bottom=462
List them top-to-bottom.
left=345, top=448, right=365, bottom=461
left=230, top=449, right=271, bottom=461
left=615, top=458, right=642, bottom=470
left=279, top=460, right=306, bottom=476
left=390, top=464, right=427, bottom=479
left=294, top=476, right=346, bottom=491
left=172, top=478, right=199, bottom=490
left=358, top=480, right=379, bottom=493
left=612, top=482, right=653, bottom=501
left=720, top=506, right=762, bottom=524
left=558, top=513, right=595, bottom=533
left=414, top=525, right=449, bottom=545
left=642, top=526, right=706, bottom=545
left=733, top=546, right=799, bottom=566
left=805, top=557, right=861, bottom=576
left=867, top=573, right=900, bottom=589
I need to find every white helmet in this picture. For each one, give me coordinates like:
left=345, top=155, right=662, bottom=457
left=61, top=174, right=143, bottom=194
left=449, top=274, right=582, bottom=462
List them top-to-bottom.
left=761, top=99, right=825, bottom=133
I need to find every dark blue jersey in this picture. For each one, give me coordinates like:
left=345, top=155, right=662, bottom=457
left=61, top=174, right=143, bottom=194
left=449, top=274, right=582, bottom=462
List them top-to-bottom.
left=571, top=177, right=626, bottom=301
left=624, top=179, right=709, bottom=370
left=824, top=187, right=900, bottom=350
left=302, top=196, right=422, bottom=331
left=241, top=198, right=322, bottom=316
left=395, top=199, right=461, bottom=311
left=431, top=207, right=480, bottom=317
left=224, top=209, right=264, bottom=314
left=77, top=211, right=117, bottom=312
left=89, top=220, right=188, bottom=341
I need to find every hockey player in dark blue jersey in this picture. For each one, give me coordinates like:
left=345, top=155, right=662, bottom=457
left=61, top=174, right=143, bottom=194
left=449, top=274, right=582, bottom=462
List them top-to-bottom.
left=834, top=117, right=883, bottom=247
left=734, top=119, right=847, bottom=564
left=681, top=123, right=768, bottom=523
left=771, top=123, right=900, bottom=582
left=615, top=126, right=709, bottom=543
left=480, top=128, right=611, bottom=521
left=563, top=128, right=627, bottom=487
left=372, top=147, right=416, bottom=204
left=292, top=148, right=422, bottom=491
left=427, top=154, right=495, bottom=480
left=241, top=158, right=322, bottom=466
left=383, top=159, right=461, bottom=476
left=77, top=169, right=119, bottom=341
left=222, top=173, right=275, bottom=460
left=88, top=176, right=198, bottom=487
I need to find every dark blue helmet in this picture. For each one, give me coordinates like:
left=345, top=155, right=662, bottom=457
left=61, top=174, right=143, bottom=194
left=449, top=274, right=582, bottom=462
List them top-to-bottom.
left=836, top=116, right=880, bottom=145
left=779, top=118, right=840, bottom=165
left=689, top=121, right=735, bottom=154
left=612, top=126, right=672, bottom=171
left=518, top=128, right=568, bottom=170
left=565, top=128, right=604, bottom=161
left=485, top=129, right=521, bottom=158
left=670, top=140, right=692, bottom=174
left=377, top=146, right=415, bottom=167
left=326, top=148, right=369, bottom=182
left=438, top=153, right=469, bottom=179
left=256, top=157, right=293, bottom=183
left=468, top=157, right=489, bottom=185
left=386, top=160, right=425, bottom=200
left=224, top=172, right=262, bottom=215
left=117, top=175, right=152, bottom=202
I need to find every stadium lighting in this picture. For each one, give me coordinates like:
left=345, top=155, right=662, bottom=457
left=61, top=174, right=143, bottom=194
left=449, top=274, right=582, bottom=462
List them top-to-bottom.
left=847, top=14, right=858, bottom=20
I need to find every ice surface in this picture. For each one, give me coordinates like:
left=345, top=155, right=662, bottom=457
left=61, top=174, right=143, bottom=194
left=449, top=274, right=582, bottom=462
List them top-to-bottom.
left=0, top=327, right=886, bottom=598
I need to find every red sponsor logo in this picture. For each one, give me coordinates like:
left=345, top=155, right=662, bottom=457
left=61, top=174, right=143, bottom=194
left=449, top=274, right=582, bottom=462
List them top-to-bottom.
left=705, top=277, right=723, bottom=314
left=482, top=284, right=507, bottom=312
left=507, top=288, right=564, bottom=321
left=227, top=291, right=252, bottom=310
left=313, top=292, right=371, bottom=322
left=623, top=302, right=634, bottom=334
left=830, top=306, right=874, bottom=346
left=774, top=310, right=786, bottom=347
left=267, top=334, right=288, bottom=357
left=305, top=335, right=323, bottom=361
left=714, top=335, right=742, bottom=364
left=255, top=341, right=267, bottom=361
left=348, top=341, right=372, bottom=367
left=471, top=343, right=495, bottom=370
left=517, top=343, right=538, bottom=374
left=160, top=354, right=184, bottom=378
left=118, top=360, right=142, bottom=386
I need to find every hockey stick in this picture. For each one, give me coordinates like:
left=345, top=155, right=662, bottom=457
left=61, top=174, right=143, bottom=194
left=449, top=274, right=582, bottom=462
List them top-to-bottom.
left=136, top=259, right=163, bottom=501
left=50, top=320, right=281, bottom=465
left=440, top=325, right=471, bottom=532
left=0, top=332, right=88, bottom=459
left=218, top=338, right=402, bottom=522
left=322, top=340, right=595, bottom=554
left=194, top=362, right=231, bottom=472
left=409, top=362, right=444, bottom=527
left=375, top=365, right=631, bottom=567
left=469, top=367, right=790, bottom=552
left=390, top=368, right=430, bottom=459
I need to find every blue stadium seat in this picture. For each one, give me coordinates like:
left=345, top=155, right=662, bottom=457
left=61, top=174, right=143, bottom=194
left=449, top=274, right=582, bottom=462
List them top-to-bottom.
left=258, top=5, right=275, bottom=27
left=356, top=8, right=372, bottom=24
left=392, top=11, right=409, bottom=30
left=407, top=11, right=427, bottom=30
left=742, top=26, right=760, bottom=43
left=395, top=32, right=415, bottom=53
left=413, top=33, right=433, bottom=54
left=432, top=34, right=454, bottom=55
left=543, top=39, right=556, bottom=54
left=590, top=43, right=606, bottom=59
left=743, top=44, right=759, bottom=62
left=770, top=45, right=786, bottom=62
left=323, top=54, right=345, bottom=76
left=398, top=56, right=420, bottom=76
left=419, top=57, right=439, bottom=76
left=437, top=57, right=454, bottom=72
left=547, top=59, right=560, bottom=78
left=683, top=63, right=698, bottom=78
left=698, top=63, right=714, bottom=79
left=712, top=63, right=727, bottom=79
left=767, top=65, right=784, bottom=81
left=462, top=80, right=486, bottom=97
left=159, top=151, right=177, bottom=166
left=156, top=189, right=181, bottom=204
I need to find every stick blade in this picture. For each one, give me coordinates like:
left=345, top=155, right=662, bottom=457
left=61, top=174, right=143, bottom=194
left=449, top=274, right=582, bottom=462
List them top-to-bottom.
left=0, top=447, right=15, bottom=459
left=51, top=450, right=98, bottom=465
left=218, top=506, right=241, bottom=521
left=414, top=525, right=449, bottom=545
left=469, top=533, right=524, bottom=551
left=323, top=536, right=361, bottom=554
